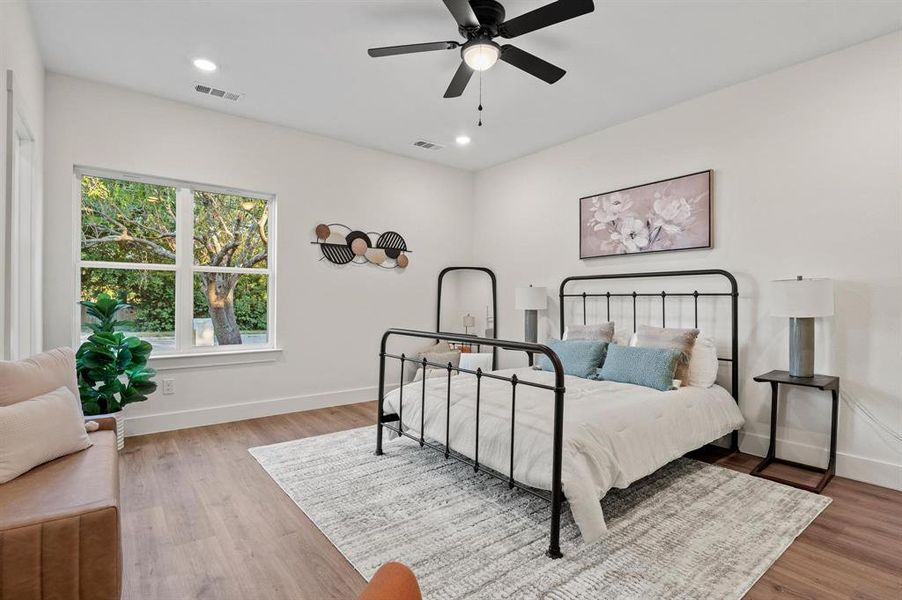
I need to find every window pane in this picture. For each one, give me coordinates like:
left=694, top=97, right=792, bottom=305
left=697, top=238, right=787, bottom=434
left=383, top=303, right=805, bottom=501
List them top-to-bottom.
left=81, top=176, right=177, bottom=264
left=194, top=192, right=268, bottom=268
left=80, top=268, right=176, bottom=352
left=193, top=273, right=268, bottom=347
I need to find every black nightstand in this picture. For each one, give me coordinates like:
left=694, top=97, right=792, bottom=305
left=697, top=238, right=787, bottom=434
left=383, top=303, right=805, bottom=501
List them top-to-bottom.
left=751, top=370, right=839, bottom=494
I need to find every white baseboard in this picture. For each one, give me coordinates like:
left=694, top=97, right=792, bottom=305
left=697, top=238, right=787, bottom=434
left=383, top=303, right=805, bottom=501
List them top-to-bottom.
left=124, top=385, right=377, bottom=436
left=739, top=431, right=902, bottom=491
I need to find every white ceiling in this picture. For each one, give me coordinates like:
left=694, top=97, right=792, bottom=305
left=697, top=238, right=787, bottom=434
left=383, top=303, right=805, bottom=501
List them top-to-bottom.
left=29, top=0, right=902, bottom=171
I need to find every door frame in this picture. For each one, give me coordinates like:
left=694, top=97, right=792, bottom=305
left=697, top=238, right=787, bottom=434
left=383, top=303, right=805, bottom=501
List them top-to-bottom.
left=4, top=69, right=41, bottom=359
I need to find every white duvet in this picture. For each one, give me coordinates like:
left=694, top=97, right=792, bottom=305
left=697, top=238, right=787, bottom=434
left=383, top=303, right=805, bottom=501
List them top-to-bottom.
left=382, top=367, right=744, bottom=542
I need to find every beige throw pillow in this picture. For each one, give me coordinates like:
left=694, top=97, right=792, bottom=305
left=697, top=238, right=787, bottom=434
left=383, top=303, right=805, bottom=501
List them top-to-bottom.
left=563, top=322, right=615, bottom=343
left=635, top=325, right=700, bottom=386
left=404, top=341, right=453, bottom=383
left=416, top=341, right=451, bottom=356
left=0, top=347, right=81, bottom=413
left=412, top=349, right=461, bottom=382
left=0, top=386, right=92, bottom=484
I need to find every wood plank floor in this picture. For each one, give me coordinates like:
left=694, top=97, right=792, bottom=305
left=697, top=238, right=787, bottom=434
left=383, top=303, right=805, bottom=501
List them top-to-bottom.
left=120, top=402, right=902, bottom=599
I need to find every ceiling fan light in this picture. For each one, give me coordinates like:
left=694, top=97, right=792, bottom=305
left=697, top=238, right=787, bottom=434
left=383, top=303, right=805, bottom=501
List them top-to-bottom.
left=463, top=43, right=500, bottom=72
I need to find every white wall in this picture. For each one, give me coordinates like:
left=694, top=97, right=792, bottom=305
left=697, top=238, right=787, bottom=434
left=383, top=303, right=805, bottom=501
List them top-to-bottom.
left=0, top=0, right=44, bottom=359
left=40, top=32, right=901, bottom=490
left=470, top=32, right=902, bottom=489
left=43, top=74, right=474, bottom=434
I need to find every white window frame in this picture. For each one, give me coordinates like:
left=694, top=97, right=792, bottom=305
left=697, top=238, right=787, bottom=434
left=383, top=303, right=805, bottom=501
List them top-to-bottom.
left=73, top=166, right=278, bottom=362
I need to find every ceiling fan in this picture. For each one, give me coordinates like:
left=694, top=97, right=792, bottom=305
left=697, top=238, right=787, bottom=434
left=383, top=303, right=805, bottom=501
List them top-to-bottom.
left=368, top=0, right=595, bottom=98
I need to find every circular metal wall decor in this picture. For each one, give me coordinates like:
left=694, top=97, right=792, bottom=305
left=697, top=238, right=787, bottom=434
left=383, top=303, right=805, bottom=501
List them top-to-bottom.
left=312, top=223, right=411, bottom=269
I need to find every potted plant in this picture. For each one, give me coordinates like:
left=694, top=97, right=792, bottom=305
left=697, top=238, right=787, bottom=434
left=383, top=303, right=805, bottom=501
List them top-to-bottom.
left=76, top=293, right=157, bottom=450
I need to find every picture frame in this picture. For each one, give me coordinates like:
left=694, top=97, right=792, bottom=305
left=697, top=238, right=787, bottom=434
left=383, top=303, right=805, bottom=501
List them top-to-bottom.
left=579, top=170, right=712, bottom=259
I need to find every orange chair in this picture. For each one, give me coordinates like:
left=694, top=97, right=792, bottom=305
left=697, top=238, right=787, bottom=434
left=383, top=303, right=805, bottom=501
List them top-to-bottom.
left=358, top=562, right=422, bottom=600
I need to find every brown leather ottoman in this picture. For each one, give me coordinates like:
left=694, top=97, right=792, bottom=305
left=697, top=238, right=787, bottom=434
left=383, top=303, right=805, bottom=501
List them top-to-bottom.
left=0, top=421, right=121, bottom=600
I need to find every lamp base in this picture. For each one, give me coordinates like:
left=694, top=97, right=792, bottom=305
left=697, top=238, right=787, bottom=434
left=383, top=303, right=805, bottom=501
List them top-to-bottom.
left=524, top=309, right=538, bottom=344
left=524, top=310, right=538, bottom=367
left=789, top=317, right=815, bottom=378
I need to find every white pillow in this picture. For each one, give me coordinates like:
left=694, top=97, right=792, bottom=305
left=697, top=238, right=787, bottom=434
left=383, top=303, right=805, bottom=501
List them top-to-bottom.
left=563, top=322, right=614, bottom=343
left=688, top=335, right=719, bottom=388
left=459, top=352, right=494, bottom=373
left=0, top=386, right=92, bottom=484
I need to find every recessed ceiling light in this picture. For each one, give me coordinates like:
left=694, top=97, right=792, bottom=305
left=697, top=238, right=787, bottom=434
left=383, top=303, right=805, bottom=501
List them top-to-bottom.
left=193, top=58, right=217, bottom=72
left=456, top=135, right=471, bottom=146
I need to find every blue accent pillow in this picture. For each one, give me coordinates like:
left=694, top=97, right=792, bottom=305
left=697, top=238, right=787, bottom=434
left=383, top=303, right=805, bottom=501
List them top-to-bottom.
left=536, top=340, right=608, bottom=379
left=598, top=345, right=680, bottom=391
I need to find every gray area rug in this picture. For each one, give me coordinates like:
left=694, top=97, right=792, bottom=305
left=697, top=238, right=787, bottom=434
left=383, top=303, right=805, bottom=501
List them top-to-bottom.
left=250, top=427, right=830, bottom=600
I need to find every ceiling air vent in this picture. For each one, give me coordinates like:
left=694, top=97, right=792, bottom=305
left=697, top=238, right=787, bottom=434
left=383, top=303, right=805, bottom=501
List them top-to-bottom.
left=194, top=82, right=242, bottom=102
left=412, top=139, right=444, bottom=151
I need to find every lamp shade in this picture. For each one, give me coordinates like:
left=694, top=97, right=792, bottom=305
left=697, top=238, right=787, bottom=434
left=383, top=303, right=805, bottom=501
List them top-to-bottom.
left=771, top=277, right=834, bottom=317
left=515, top=286, right=547, bottom=310
left=462, top=314, right=476, bottom=328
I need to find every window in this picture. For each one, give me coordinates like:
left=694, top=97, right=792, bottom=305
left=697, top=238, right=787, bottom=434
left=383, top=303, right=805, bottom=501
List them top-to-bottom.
left=77, top=169, right=275, bottom=356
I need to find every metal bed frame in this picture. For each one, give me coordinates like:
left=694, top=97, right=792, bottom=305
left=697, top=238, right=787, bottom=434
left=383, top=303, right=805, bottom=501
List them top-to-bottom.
left=375, top=268, right=740, bottom=560
left=560, top=268, right=741, bottom=452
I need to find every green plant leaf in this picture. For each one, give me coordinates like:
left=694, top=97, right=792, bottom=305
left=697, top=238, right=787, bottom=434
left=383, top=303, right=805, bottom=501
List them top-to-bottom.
left=89, top=332, right=119, bottom=345
left=125, top=336, right=143, bottom=349
left=84, top=344, right=115, bottom=358
left=116, top=348, right=133, bottom=370
left=78, top=354, right=112, bottom=369
left=98, top=379, right=123, bottom=395
left=130, top=380, right=157, bottom=394
left=82, top=400, right=101, bottom=416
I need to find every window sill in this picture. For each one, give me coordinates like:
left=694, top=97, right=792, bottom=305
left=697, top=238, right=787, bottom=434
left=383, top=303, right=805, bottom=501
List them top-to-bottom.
left=149, top=347, right=283, bottom=371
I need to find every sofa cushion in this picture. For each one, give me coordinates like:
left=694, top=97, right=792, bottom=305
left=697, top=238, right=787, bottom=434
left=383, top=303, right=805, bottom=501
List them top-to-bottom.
left=0, top=347, right=81, bottom=414
left=0, top=386, right=93, bottom=484
left=0, top=430, right=117, bottom=531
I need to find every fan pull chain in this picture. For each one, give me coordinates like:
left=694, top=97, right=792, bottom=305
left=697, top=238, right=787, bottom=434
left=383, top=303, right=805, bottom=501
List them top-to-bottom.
left=477, top=69, right=483, bottom=127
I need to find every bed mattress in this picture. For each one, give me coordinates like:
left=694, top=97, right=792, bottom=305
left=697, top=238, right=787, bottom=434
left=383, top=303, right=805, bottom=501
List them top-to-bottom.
left=382, top=367, right=745, bottom=542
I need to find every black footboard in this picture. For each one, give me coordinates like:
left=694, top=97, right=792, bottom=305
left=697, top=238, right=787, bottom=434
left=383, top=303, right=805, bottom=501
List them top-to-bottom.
left=376, top=328, right=567, bottom=559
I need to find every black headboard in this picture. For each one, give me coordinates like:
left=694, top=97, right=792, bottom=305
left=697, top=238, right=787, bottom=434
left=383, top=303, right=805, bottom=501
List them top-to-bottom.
left=559, top=269, right=739, bottom=406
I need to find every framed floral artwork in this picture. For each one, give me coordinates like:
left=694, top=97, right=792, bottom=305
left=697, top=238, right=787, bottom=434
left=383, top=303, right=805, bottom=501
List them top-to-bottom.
left=579, top=170, right=712, bottom=259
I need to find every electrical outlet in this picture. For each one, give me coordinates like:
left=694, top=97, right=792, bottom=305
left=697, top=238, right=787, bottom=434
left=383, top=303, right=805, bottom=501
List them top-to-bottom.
left=162, top=379, right=175, bottom=395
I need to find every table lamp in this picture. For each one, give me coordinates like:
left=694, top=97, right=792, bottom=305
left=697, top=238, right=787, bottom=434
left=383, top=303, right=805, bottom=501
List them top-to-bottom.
left=771, top=276, right=834, bottom=377
left=515, top=285, right=547, bottom=344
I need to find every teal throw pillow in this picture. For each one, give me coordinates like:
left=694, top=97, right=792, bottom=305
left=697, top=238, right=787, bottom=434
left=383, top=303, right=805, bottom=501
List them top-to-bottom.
left=536, top=340, right=608, bottom=379
left=598, top=345, right=681, bottom=391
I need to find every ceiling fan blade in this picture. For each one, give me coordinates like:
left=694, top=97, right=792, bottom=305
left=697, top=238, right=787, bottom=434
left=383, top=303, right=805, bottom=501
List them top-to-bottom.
left=442, top=0, right=479, bottom=28
left=500, top=0, right=594, bottom=38
left=368, top=41, right=459, bottom=58
left=499, top=45, right=565, bottom=84
left=443, top=61, right=474, bottom=98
